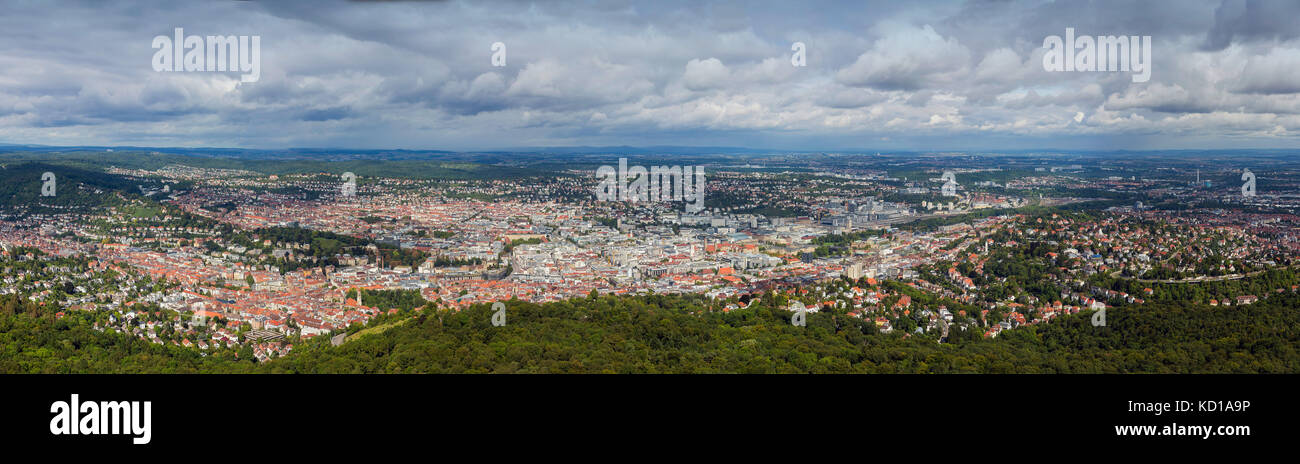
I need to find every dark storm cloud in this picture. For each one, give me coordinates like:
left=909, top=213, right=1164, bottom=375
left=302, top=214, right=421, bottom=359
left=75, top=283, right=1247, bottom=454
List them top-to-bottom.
left=0, top=0, right=1297, bottom=150
left=1202, top=0, right=1300, bottom=51
left=300, top=106, right=354, bottom=121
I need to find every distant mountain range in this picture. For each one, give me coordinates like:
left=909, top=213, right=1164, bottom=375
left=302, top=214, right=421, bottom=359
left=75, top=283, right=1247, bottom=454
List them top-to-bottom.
left=4, top=142, right=1300, bottom=160
left=0, top=143, right=790, bottom=158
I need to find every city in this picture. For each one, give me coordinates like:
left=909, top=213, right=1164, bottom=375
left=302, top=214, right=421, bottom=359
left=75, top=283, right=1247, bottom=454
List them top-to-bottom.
left=1, top=0, right=1295, bottom=452
left=2, top=149, right=1298, bottom=372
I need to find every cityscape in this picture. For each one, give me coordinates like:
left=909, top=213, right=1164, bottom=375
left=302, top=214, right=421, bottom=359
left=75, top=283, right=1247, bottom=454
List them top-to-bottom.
left=1, top=0, right=1296, bottom=450
left=1, top=149, right=1297, bottom=372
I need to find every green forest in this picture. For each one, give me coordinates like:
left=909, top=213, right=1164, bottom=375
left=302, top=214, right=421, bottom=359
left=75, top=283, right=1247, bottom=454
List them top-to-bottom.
left=0, top=162, right=143, bottom=213
left=2, top=288, right=1297, bottom=374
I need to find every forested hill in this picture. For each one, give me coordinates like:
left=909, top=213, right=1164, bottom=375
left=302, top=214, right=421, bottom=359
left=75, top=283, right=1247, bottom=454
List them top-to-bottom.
left=0, top=162, right=142, bottom=213
left=2, top=291, right=1297, bottom=373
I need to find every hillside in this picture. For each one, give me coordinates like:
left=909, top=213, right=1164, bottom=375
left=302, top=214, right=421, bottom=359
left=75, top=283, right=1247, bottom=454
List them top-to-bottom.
left=0, top=162, right=147, bottom=215
left=2, top=291, right=1297, bottom=374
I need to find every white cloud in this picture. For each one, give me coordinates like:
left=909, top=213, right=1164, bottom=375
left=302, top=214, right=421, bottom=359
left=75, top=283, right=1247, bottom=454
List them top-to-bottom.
left=835, top=23, right=970, bottom=91
left=1232, top=47, right=1300, bottom=94
left=682, top=58, right=731, bottom=91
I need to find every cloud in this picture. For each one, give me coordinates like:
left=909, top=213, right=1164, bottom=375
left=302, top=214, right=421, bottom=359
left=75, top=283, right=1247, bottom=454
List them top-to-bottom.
left=0, top=0, right=1296, bottom=150
left=1202, top=0, right=1300, bottom=51
left=835, top=23, right=970, bottom=91
left=1231, top=47, right=1300, bottom=94
left=682, top=58, right=731, bottom=91
left=300, top=105, right=353, bottom=122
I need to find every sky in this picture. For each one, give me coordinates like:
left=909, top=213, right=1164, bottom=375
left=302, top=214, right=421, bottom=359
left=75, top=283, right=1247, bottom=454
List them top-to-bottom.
left=3, top=0, right=1300, bottom=151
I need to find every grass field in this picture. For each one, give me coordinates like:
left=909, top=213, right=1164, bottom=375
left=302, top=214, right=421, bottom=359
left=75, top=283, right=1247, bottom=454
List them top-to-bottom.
left=345, top=319, right=409, bottom=344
